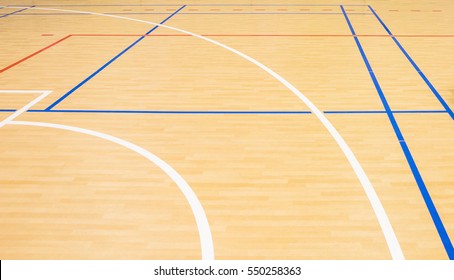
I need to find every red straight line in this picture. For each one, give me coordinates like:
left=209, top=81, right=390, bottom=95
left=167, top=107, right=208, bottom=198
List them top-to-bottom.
left=69, top=34, right=454, bottom=38
left=0, top=35, right=72, bottom=74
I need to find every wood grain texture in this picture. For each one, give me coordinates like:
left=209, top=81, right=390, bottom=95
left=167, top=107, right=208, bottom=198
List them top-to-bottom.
left=0, top=0, right=453, bottom=259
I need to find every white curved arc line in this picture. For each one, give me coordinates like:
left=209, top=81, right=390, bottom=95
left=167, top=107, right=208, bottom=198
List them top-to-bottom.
left=1, top=6, right=404, bottom=259
left=8, top=120, right=214, bottom=260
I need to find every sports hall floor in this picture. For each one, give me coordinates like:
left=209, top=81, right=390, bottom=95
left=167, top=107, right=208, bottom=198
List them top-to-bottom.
left=0, top=0, right=453, bottom=260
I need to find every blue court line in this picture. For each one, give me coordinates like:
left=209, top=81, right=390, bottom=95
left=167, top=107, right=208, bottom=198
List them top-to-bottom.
left=10, top=4, right=367, bottom=7
left=44, top=5, right=186, bottom=111
left=341, top=5, right=454, bottom=260
left=368, top=5, right=454, bottom=121
left=0, top=6, right=31, bottom=18
left=12, top=12, right=372, bottom=16
left=0, top=108, right=448, bottom=115
left=33, top=109, right=312, bottom=115
left=325, top=110, right=447, bottom=114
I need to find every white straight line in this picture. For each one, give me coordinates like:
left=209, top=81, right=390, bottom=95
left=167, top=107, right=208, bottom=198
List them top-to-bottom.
left=0, top=6, right=404, bottom=259
left=0, top=90, right=51, bottom=128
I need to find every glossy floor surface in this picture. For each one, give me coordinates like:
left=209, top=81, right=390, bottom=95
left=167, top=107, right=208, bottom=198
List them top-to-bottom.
left=0, top=0, right=453, bottom=260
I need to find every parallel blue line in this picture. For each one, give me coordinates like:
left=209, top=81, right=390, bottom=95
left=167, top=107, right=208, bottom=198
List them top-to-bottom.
left=10, top=4, right=365, bottom=7
left=44, top=5, right=186, bottom=111
left=341, top=5, right=454, bottom=259
left=368, top=5, right=454, bottom=121
left=0, top=6, right=31, bottom=18
left=12, top=12, right=372, bottom=16
left=105, top=12, right=348, bottom=15
left=1, top=108, right=448, bottom=115
left=31, top=109, right=312, bottom=115
left=325, top=110, right=447, bottom=114
left=392, top=110, right=447, bottom=114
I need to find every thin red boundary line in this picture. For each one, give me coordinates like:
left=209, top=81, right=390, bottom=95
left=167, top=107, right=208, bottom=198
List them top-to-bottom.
left=2, top=32, right=452, bottom=74
left=70, top=33, right=454, bottom=37
left=0, top=35, right=72, bottom=74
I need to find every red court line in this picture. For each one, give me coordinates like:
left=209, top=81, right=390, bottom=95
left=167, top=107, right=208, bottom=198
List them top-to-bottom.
left=2, top=32, right=449, bottom=75
left=69, top=33, right=454, bottom=38
left=0, top=35, right=71, bottom=74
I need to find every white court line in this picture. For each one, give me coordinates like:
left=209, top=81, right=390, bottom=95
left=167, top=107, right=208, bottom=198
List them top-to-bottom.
left=0, top=6, right=404, bottom=259
left=0, top=88, right=214, bottom=259
left=0, top=90, right=52, bottom=128
left=7, top=120, right=215, bottom=260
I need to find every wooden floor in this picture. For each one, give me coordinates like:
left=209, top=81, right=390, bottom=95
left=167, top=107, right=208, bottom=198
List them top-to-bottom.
left=0, top=0, right=453, bottom=260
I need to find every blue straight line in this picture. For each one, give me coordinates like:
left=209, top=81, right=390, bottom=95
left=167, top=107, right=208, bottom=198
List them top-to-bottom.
left=10, top=4, right=364, bottom=7
left=44, top=5, right=186, bottom=111
left=341, top=5, right=454, bottom=260
left=368, top=5, right=454, bottom=121
left=0, top=7, right=31, bottom=18
left=12, top=12, right=372, bottom=16
left=109, top=12, right=351, bottom=15
left=1, top=108, right=447, bottom=115
left=30, top=109, right=312, bottom=115
left=325, top=110, right=447, bottom=114
left=392, top=110, right=447, bottom=114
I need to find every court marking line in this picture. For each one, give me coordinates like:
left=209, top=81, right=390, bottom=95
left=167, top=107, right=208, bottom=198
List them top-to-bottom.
left=10, top=4, right=367, bottom=7
left=1, top=5, right=404, bottom=259
left=44, top=5, right=186, bottom=111
left=341, top=5, right=453, bottom=260
left=0, top=6, right=31, bottom=18
left=368, top=6, right=454, bottom=121
left=13, top=12, right=369, bottom=15
left=1, top=32, right=451, bottom=75
left=67, top=33, right=454, bottom=38
left=70, top=34, right=454, bottom=37
left=0, top=35, right=72, bottom=74
left=0, top=89, right=214, bottom=260
left=0, top=90, right=52, bottom=128
left=0, top=109, right=449, bottom=115
left=33, top=109, right=313, bottom=115
left=325, top=110, right=447, bottom=114
left=7, top=120, right=214, bottom=260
